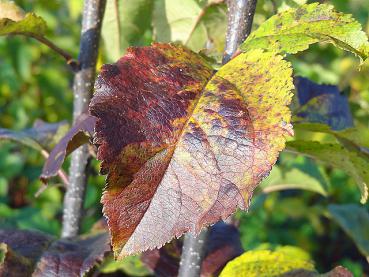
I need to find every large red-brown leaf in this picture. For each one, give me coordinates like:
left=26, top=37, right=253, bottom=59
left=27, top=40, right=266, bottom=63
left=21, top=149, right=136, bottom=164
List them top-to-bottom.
left=90, top=43, right=293, bottom=258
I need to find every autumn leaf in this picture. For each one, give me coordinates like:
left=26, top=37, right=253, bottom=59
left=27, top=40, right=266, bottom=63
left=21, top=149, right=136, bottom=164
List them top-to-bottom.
left=0, top=1, right=47, bottom=37
left=241, top=3, right=369, bottom=61
left=90, top=43, right=293, bottom=258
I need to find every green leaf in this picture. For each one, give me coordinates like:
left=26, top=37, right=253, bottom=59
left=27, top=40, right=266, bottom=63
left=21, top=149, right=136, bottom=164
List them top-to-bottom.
left=101, top=0, right=153, bottom=62
left=152, top=0, right=227, bottom=55
left=275, top=0, right=308, bottom=12
left=0, top=1, right=47, bottom=37
left=241, top=3, right=369, bottom=61
left=294, top=123, right=369, bottom=149
left=287, top=140, right=369, bottom=203
left=261, top=166, right=328, bottom=196
left=328, top=204, right=369, bottom=260
left=219, top=247, right=315, bottom=277
left=100, top=255, right=151, bottom=276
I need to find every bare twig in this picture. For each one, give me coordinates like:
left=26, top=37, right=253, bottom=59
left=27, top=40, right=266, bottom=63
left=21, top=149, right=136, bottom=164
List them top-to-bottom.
left=61, top=0, right=106, bottom=238
left=178, top=1, right=257, bottom=276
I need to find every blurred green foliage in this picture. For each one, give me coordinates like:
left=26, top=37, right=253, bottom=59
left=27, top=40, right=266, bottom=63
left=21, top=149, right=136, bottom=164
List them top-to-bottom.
left=1, top=0, right=369, bottom=276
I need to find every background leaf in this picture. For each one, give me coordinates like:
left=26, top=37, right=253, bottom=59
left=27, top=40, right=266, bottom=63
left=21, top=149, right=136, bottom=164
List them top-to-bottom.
left=101, top=0, right=153, bottom=62
left=152, top=0, right=227, bottom=57
left=292, top=77, right=353, bottom=130
left=40, top=114, right=95, bottom=183
left=0, top=120, right=68, bottom=152
left=287, top=140, right=369, bottom=203
left=261, top=166, right=328, bottom=196
left=328, top=204, right=369, bottom=260
left=0, top=229, right=111, bottom=276
left=0, top=229, right=53, bottom=276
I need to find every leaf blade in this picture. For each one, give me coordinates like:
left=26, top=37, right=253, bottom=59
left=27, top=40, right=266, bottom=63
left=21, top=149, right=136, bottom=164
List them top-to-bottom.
left=0, top=2, right=47, bottom=37
left=241, top=3, right=369, bottom=60
left=90, top=44, right=293, bottom=258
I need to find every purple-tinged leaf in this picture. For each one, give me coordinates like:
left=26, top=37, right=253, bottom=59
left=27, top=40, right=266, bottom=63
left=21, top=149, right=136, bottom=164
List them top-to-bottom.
left=292, top=77, right=353, bottom=130
left=40, top=113, right=96, bottom=183
left=0, top=120, right=68, bottom=152
left=0, top=229, right=111, bottom=277
left=0, top=229, right=54, bottom=277
left=33, top=233, right=110, bottom=277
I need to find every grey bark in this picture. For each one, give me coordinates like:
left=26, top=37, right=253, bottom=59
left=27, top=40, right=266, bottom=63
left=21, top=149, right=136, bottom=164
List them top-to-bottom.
left=61, top=0, right=106, bottom=238
left=178, top=0, right=258, bottom=276
left=222, top=0, right=258, bottom=64
left=178, top=230, right=208, bottom=277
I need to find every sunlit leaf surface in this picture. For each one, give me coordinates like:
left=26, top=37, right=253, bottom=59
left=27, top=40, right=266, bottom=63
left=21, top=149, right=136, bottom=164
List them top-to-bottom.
left=241, top=3, right=369, bottom=60
left=219, top=247, right=315, bottom=277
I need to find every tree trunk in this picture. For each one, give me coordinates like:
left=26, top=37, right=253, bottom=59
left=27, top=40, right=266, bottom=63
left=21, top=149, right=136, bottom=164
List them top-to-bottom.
left=61, top=0, right=106, bottom=238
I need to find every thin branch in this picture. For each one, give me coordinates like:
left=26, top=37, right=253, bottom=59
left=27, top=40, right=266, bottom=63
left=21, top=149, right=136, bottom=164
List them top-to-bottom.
left=61, top=0, right=106, bottom=238
left=179, top=1, right=257, bottom=276
left=12, top=32, right=80, bottom=71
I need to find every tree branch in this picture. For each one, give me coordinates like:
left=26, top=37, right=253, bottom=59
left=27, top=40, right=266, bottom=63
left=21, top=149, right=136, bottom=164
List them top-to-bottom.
left=61, top=0, right=106, bottom=238
left=178, top=0, right=257, bottom=276
left=222, top=0, right=257, bottom=64
left=11, top=32, right=80, bottom=71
